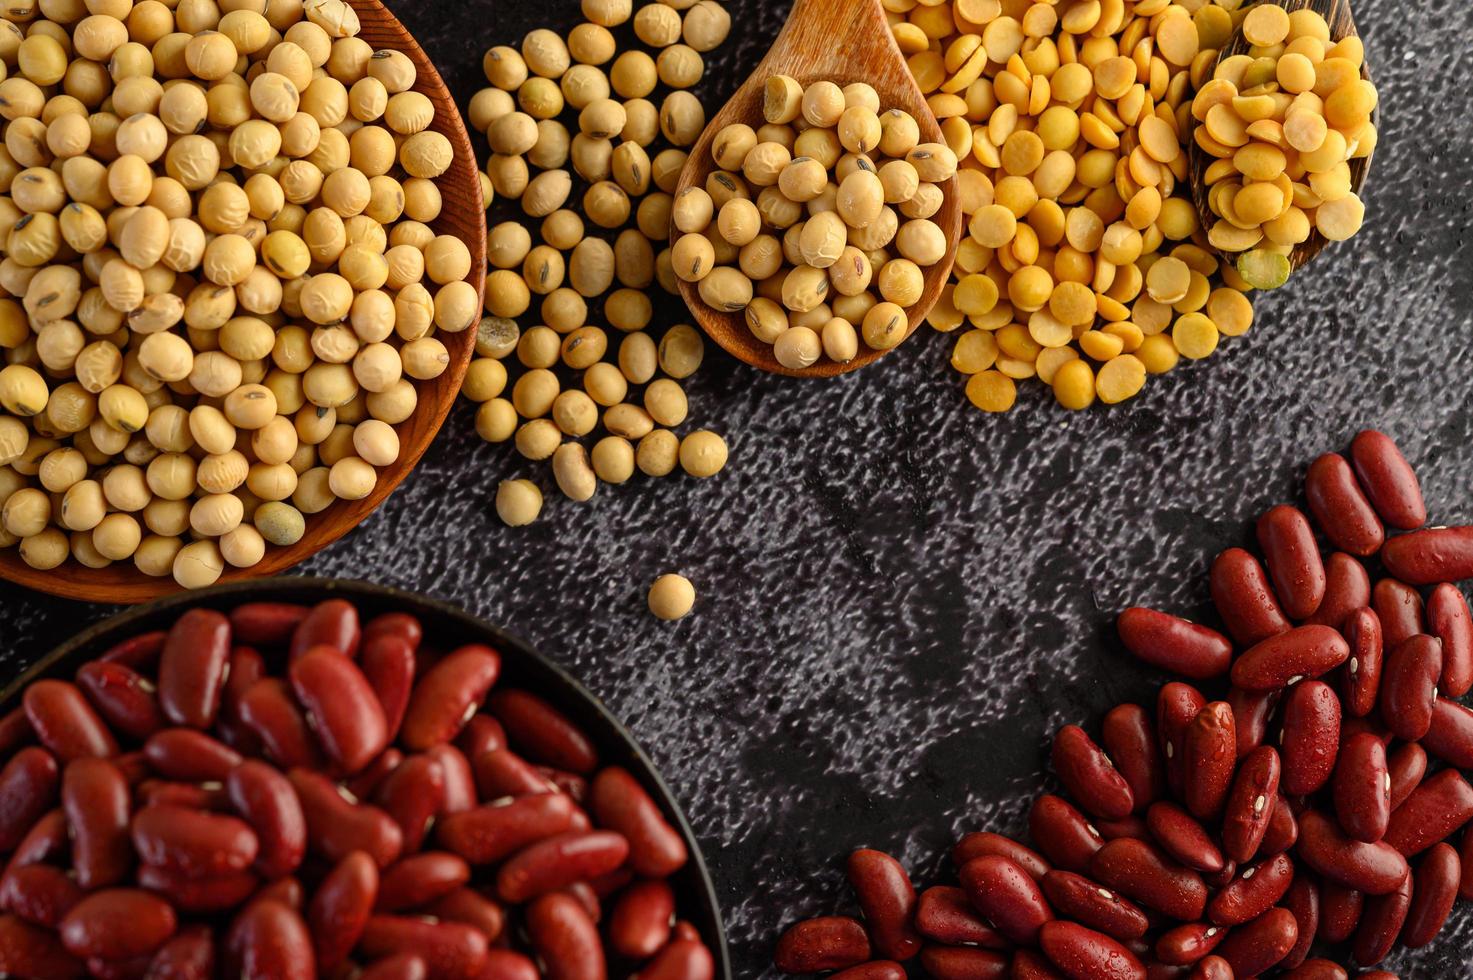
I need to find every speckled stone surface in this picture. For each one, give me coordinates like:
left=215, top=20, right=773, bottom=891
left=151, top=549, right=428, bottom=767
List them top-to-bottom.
left=4, top=0, right=1473, bottom=976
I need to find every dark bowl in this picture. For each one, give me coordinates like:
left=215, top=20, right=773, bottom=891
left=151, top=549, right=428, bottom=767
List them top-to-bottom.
left=0, top=576, right=731, bottom=978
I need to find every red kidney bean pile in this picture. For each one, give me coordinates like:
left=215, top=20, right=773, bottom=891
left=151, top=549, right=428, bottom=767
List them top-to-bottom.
left=773, top=430, right=1473, bottom=980
left=0, top=598, right=713, bottom=979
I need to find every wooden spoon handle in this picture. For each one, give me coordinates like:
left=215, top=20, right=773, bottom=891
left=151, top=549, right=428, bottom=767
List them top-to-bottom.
left=764, top=0, right=898, bottom=83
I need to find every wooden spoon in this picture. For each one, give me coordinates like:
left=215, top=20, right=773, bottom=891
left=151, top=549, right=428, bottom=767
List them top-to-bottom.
left=0, top=0, right=484, bottom=604
left=672, top=0, right=963, bottom=378
left=1188, top=0, right=1377, bottom=279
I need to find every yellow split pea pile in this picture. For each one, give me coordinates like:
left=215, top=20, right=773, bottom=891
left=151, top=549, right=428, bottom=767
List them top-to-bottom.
left=0, top=0, right=472, bottom=587
left=463, top=0, right=731, bottom=527
left=889, top=0, right=1374, bottom=412
left=675, top=77, right=958, bottom=370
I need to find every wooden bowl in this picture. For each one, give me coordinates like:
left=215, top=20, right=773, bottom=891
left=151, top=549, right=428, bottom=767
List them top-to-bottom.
left=0, top=0, right=486, bottom=604
left=0, top=577, right=732, bottom=977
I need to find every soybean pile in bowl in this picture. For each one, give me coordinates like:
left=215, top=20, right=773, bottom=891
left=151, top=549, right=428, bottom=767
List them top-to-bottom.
left=0, top=577, right=728, bottom=978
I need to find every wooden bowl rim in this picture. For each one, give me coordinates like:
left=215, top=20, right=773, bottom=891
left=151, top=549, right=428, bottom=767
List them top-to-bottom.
left=0, top=0, right=486, bottom=604
left=0, top=576, right=732, bottom=978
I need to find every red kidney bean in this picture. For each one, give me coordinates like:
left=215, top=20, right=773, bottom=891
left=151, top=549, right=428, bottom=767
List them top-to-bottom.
left=1350, top=430, right=1425, bottom=530
left=1306, top=452, right=1384, bottom=556
left=1313, top=453, right=1378, bottom=554
left=1256, top=505, right=1325, bottom=619
left=1381, top=525, right=1473, bottom=585
left=1210, top=547, right=1292, bottom=646
left=1303, top=552, right=1371, bottom=629
left=1372, top=578, right=1424, bottom=649
left=1428, top=582, right=1473, bottom=697
left=288, top=599, right=360, bottom=661
left=228, top=603, right=308, bottom=647
left=1339, top=607, right=1382, bottom=718
left=1116, top=608, right=1232, bottom=680
left=156, top=609, right=231, bottom=729
left=363, top=611, right=422, bottom=648
left=1230, top=626, right=1349, bottom=692
left=100, top=630, right=167, bottom=670
left=361, top=632, right=416, bottom=744
left=1382, top=635, right=1442, bottom=742
left=399, top=645, right=501, bottom=750
left=217, top=646, right=266, bottom=756
left=290, top=646, right=389, bottom=773
left=75, top=661, right=163, bottom=741
left=24, top=679, right=118, bottom=761
left=237, top=679, right=324, bottom=771
left=1279, top=680, right=1340, bottom=796
left=1156, top=683, right=1206, bottom=800
left=1226, top=687, right=1277, bottom=759
left=487, top=689, right=599, bottom=775
left=1424, top=697, right=1473, bottom=770
left=1182, top=702, right=1235, bottom=820
left=1100, top=705, right=1163, bottom=813
left=0, top=708, right=31, bottom=757
left=457, top=714, right=506, bottom=759
left=1051, top=724, right=1134, bottom=820
left=143, top=728, right=242, bottom=781
left=1331, top=732, right=1389, bottom=844
left=1386, top=743, right=1426, bottom=812
left=423, top=744, right=477, bottom=816
left=472, top=746, right=551, bottom=799
left=1220, top=746, right=1280, bottom=864
left=0, top=747, right=59, bottom=851
left=347, top=748, right=405, bottom=801
left=372, top=754, right=444, bottom=853
left=63, top=758, right=130, bottom=890
left=225, top=761, right=305, bottom=880
left=590, top=766, right=687, bottom=878
left=287, top=768, right=402, bottom=868
left=1384, top=768, right=1473, bottom=857
left=138, top=779, right=224, bottom=811
left=436, top=793, right=577, bottom=864
left=1029, top=794, right=1105, bottom=873
left=1145, top=803, right=1223, bottom=874
left=131, top=804, right=258, bottom=877
left=4, top=807, right=66, bottom=876
left=1295, top=810, right=1408, bottom=894
left=1094, top=815, right=1148, bottom=841
left=1460, top=824, right=1473, bottom=901
left=496, top=830, right=629, bottom=903
left=953, top=832, right=1051, bottom=880
left=1088, top=838, right=1206, bottom=922
left=1400, top=841, right=1459, bottom=948
left=846, top=849, right=920, bottom=960
left=306, top=851, right=377, bottom=972
left=375, top=852, right=469, bottom=912
left=1207, top=852, right=1294, bottom=925
left=959, top=854, right=1054, bottom=944
left=0, top=863, right=82, bottom=927
left=136, top=864, right=259, bottom=914
left=1039, top=870, right=1148, bottom=941
left=1349, top=870, right=1411, bottom=966
left=1279, top=874, right=1318, bottom=969
left=255, top=875, right=304, bottom=911
left=607, top=879, right=675, bottom=960
left=561, top=880, right=602, bottom=923
left=1316, top=882, right=1362, bottom=942
left=914, top=885, right=1007, bottom=948
left=60, top=888, right=177, bottom=961
left=420, top=888, right=504, bottom=944
left=522, top=894, right=603, bottom=980
left=226, top=899, right=312, bottom=980
left=1215, top=906, right=1297, bottom=976
left=0, top=913, right=85, bottom=978
left=771, top=913, right=872, bottom=972
left=358, top=919, right=490, bottom=978
left=1037, top=920, right=1144, bottom=980
left=1153, top=922, right=1226, bottom=966
left=145, top=924, right=215, bottom=979
left=631, top=940, right=716, bottom=980
left=916, top=945, right=1007, bottom=979
left=476, top=949, right=541, bottom=980
left=1012, top=949, right=1068, bottom=979
left=358, top=954, right=428, bottom=980
left=1185, top=955, right=1231, bottom=980
left=1281, top=961, right=1347, bottom=980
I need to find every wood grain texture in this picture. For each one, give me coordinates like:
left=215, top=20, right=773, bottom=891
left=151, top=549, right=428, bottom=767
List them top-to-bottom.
left=0, top=0, right=486, bottom=604
left=673, top=0, right=962, bottom=378
left=1189, top=0, right=1377, bottom=274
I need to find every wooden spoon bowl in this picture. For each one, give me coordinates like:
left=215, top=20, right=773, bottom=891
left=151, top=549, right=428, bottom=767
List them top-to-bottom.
left=0, top=0, right=485, bottom=604
left=672, top=0, right=963, bottom=378
left=1188, top=0, right=1376, bottom=276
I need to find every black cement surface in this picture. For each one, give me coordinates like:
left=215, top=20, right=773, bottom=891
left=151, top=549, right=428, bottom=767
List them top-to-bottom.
left=4, top=0, right=1473, bottom=975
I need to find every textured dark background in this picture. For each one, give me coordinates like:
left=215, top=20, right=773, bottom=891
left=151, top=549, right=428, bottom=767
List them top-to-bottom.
left=4, top=1, right=1473, bottom=976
